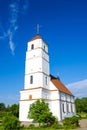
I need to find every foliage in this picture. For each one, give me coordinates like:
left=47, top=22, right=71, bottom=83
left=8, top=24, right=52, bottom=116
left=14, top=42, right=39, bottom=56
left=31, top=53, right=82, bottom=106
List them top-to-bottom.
left=75, top=97, right=87, bottom=113
left=28, top=99, right=56, bottom=126
left=0, top=103, right=6, bottom=111
left=7, top=104, right=19, bottom=117
left=0, top=111, right=7, bottom=119
left=77, top=112, right=87, bottom=119
left=2, top=113, right=20, bottom=130
left=63, top=116, right=79, bottom=128
left=27, top=124, right=35, bottom=129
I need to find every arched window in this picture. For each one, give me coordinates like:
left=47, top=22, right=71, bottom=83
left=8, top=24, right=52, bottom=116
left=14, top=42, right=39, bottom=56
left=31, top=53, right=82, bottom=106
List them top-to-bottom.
left=31, top=44, right=34, bottom=50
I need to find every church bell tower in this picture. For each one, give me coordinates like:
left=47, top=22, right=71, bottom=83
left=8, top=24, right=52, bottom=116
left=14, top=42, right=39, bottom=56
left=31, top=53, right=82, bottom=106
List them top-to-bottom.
left=19, top=35, right=50, bottom=122
left=24, top=35, right=50, bottom=89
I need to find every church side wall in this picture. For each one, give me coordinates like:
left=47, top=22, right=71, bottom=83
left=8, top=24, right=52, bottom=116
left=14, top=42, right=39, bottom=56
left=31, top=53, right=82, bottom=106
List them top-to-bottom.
left=49, top=81, right=75, bottom=121
left=60, top=92, right=76, bottom=120
left=19, top=100, right=35, bottom=122
left=49, top=100, right=61, bottom=121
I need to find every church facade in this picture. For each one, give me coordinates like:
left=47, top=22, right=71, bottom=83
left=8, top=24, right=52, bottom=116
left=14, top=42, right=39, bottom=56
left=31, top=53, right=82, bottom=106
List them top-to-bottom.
left=19, top=35, right=76, bottom=122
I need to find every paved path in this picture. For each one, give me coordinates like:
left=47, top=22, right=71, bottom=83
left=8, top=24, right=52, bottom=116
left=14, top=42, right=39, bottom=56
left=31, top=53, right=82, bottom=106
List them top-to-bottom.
left=75, top=119, right=87, bottom=130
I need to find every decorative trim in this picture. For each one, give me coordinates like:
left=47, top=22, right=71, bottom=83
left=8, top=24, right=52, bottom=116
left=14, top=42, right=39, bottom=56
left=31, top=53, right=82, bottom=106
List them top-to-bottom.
left=27, top=47, right=49, bottom=55
left=26, top=55, right=49, bottom=63
left=25, top=71, right=50, bottom=77
left=20, top=86, right=58, bottom=92
left=20, top=87, right=42, bottom=91
left=20, top=97, right=74, bottom=103
left=20, top=98, right=60, bottom=102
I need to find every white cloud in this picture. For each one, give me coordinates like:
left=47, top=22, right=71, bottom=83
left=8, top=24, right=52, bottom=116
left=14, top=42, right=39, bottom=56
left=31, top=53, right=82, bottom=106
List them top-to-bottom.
left=0, top=0, right=29, bottom=55
left=8, top=30, right=15, bottom=55
left=67, top=79, right=87, bottom=98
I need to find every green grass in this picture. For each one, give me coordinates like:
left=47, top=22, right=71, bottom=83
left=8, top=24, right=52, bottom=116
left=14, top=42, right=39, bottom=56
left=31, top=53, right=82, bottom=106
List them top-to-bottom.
left=77, top=112, right=87, bottom=119
left=0, top=123, right=78, bottom=130
left=21, top=127, right=61, bottom=130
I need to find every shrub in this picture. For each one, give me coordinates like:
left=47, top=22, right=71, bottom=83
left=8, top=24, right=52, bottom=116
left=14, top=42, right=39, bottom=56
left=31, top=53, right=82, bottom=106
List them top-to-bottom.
left=28, top=99, right=56, bottom=126
left=2, top=113, right=20, bottom=130
left=63, top=116, right=79, bottom=128
left=28, top=124, right=35, bottom=129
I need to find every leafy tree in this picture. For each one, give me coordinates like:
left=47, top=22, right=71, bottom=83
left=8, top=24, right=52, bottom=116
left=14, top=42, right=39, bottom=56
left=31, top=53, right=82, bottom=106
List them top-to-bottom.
left=75, top=97, right=87, bottom=113
left=81, top=97, right=87, bottom=112
left=75, top=98, right=82, bottom=113
left=28, top=99, right=56, bottom=126
left=0, top=103, right=6, bottom=111
left=7, top=104, right=19, bottom=117
left=2, top=113, right=20, bottom=130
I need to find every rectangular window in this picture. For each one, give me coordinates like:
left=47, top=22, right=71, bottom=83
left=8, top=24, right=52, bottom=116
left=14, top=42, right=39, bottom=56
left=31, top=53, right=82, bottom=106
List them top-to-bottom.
left=31, top=44, right=34, bottom=50
left=30, top=75, right=33, bottom=84
left=45, top=77, right=47, bottom=85
left=29, top=95, right=32, bottom=100
left=62, top=103, right=65, bottom=113
left=67, top=104, right=69, bottom=113
left=71, top=104, right=73, bottom=112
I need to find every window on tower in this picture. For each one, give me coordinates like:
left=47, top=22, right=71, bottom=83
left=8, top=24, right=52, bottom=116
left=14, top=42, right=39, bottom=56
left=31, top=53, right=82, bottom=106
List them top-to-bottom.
left=31, top=44, right=34, bottom=50
left=44, top=45, right=45, bottom=50
left=30, top=75, right=33, bottom=84
left=45, top=77, right=47, bottom=85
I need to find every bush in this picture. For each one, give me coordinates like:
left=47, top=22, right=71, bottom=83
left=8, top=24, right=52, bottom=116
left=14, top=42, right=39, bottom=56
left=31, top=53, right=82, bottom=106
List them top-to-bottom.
left=28, top=99, right=56, bottom=126
left=2, top=113, right=20, bottom=130
left=63, top=116, right=79, bottom=128
left=28, top=124, right=35, bottom=129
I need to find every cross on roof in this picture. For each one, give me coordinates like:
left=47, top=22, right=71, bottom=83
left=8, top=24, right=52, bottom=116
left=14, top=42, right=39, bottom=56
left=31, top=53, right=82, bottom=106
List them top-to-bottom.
left=36, top=24, right=40, bottom=35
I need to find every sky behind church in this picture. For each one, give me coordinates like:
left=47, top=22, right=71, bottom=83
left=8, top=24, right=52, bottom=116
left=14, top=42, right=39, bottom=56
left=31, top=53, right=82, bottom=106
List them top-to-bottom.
left=0, top=0, right=87, bottom=105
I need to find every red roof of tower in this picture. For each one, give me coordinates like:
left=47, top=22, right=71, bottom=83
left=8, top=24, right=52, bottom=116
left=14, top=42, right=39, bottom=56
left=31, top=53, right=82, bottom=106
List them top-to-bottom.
left=29, top=35, right=41, bottom=42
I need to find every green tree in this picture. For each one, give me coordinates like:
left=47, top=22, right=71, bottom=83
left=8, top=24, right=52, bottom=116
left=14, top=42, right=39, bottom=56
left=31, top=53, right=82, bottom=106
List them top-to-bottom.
left=75, top=97, right=87, bottom=113
left=81, top=97, right=87, bottom=112
left=75, top=98, right=82, bottom=113
left=28, top=99, right=56, bottom=126
left=0, top=103, right=6, bottom=111
left=7, top=104, right=19, bottom=117
left=2, top=113, right=20, bottom=130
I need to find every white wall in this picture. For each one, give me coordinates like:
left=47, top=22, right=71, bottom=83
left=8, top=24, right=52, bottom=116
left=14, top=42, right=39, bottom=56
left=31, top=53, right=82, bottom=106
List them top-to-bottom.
left=20, top=88, right=42, bottom=100
left=19, top=100, right=35, bottom=121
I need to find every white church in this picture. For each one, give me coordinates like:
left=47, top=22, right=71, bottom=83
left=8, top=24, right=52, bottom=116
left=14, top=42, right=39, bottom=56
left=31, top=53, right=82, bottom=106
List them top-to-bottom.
left=19, top=35, right=76, bottom=122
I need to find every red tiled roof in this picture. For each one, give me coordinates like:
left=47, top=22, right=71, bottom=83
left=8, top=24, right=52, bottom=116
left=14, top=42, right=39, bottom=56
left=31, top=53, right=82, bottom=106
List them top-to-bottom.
left=29, top=35, right=41, bottom=42
left=51, top=78, right=73, bottom=96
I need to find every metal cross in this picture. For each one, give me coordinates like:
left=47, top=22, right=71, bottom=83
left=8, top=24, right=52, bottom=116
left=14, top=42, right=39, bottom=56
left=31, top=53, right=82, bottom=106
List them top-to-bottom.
left=36, top=24, right=40, bottom=35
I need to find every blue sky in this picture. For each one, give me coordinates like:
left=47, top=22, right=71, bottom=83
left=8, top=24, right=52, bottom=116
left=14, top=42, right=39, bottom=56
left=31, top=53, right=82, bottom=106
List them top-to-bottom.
left=0, top=0, right=87, bottom=105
